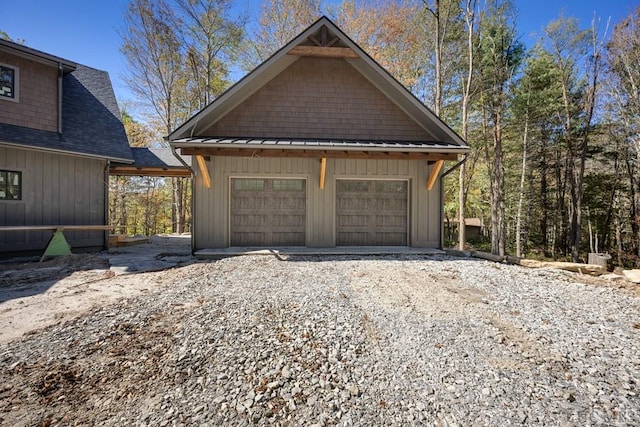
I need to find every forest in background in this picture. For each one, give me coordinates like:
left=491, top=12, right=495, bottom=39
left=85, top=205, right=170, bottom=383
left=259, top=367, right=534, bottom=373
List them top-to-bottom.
left=31, top=0, right=640, bottom=265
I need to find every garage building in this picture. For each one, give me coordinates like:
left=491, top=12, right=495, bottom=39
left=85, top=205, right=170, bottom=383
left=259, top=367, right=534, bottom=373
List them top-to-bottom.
left=169, top=17, right=469, bottom=250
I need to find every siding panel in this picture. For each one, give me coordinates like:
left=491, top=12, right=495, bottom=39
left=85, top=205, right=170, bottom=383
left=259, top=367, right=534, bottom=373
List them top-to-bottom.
left=0, top=147, right=106, bottom=253
left=193, top=156, right=442, bottom=250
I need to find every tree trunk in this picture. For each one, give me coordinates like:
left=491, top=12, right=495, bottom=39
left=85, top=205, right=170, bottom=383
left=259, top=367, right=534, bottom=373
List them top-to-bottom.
left=425, top=0, right=443, bottom=117
left=458, top=0, right=476, bottom=251
left=434, top=1, right=442, bottom=117
left=516, top=105, right=529, bottom=257
left=491, top=113, right=505, bottom=256
left=540, top=139, right=549, bottom=254
left=492, top=153, right=505, bottom=257
left=524, top=163, right=534, bottom=255
left=458, top=164, right=466, bottom=250
left=635, top=175, right=640, bottom=263
left=118, top=177, right=128, bottom=235
left=173, top=177, right=185, bottom=234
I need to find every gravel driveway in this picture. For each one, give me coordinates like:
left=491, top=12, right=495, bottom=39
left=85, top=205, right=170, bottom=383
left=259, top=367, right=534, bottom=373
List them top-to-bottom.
left=1, top=254, right=639, bottom=426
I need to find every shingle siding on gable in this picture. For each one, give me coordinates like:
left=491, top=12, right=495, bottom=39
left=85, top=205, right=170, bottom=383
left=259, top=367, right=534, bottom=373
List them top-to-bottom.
left=0, top=51, right=58, bottom=132
left=203, top=57, right=434, bottom=140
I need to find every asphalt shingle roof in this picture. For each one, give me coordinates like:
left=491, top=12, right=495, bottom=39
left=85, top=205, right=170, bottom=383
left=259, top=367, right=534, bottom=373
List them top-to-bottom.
left=0, top=65, right=133, bottom=162
left=129, top=147, right=191, bottom=168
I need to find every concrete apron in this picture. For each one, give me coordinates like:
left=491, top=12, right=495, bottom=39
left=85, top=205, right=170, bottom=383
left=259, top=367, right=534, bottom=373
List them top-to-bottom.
left=195, top=246, right=445, bottom=259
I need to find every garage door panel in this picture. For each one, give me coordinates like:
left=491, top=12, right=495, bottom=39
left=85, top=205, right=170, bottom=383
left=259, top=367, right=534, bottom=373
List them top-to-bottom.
left=231, top=178, right=306, bottom=246
left=336, top=180, right=408, bottom=246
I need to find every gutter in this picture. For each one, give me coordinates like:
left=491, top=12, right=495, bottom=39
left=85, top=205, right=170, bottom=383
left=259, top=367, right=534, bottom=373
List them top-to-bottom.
left=0, top=141, right=134, bottom=163
left=170, top=141, right=470, bottom=155
left=170, top=145, right=196, bottom=254
left=439, top=153, right=469, bottom=250
left=441, top=153, right=468, bottom=179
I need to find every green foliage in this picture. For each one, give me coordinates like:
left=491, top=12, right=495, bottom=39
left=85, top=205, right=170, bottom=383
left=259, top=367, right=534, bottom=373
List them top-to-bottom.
left=115, top=0, right=640, bottom=262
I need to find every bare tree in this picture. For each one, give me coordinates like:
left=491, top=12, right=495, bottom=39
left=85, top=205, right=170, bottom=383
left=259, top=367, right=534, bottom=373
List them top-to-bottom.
left=176, top=0, right=244, bottom=110
left=240, top=0, right=321, bottom=72
left=422, top=0, right=460, bottom=116
left=458, top=0, right=478, bottom=250
left=607, top=7, right=640, bottom=262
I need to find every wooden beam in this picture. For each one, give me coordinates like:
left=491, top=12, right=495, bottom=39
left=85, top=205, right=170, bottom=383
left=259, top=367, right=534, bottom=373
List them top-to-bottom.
left=321, top=24, right=328, bottom=46
left=309, top=35, right=322, bottom=46
left=287, top=46, right=359, bottom=59
left=180, top=147, right=459, bottom=161
left=196, top=154, right=211, bottom=188
left=320, top=157, right=327, bottom=190
left=426, top=159, right=444, bottom=190
left=109, top=167, right=191, bottom=177
left=0, top=225, right=114, bottom=232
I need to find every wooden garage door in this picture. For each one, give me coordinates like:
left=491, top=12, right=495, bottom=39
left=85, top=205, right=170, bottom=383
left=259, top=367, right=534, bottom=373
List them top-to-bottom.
left=231, top=178, right=306, bottom=246
left=336, top=180, right=408, bottom=246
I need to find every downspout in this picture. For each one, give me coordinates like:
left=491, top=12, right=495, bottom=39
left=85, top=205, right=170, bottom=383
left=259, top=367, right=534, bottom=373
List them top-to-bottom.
left=57, top=63, right=63, bottom=134
left=171, top=146, right=196, bottom=254
left=439, top=153, right=469, bottom=249
left=104, top=160, right=111, bottom=250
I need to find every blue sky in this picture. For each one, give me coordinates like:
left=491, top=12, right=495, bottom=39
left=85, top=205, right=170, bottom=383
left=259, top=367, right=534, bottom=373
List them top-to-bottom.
left=3, top=0, right=637, bottom=105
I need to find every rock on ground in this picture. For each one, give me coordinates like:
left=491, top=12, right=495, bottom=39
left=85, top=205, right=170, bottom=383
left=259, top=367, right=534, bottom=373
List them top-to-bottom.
left=0, top=255, right=639, bottom=426
left=623, top=269, right=640, bottom=284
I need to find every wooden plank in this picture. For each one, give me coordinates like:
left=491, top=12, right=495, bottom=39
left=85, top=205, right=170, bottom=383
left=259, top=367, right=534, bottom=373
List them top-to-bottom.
left=287, top=46, right=359, bottom=59
left=180, top=147, right=458, bottom=161
left=196, top=155, right=212, bottom=188
left=320, top=157, right=326, bottom=190
left=426, top=159, right=444, bottom=190
left=109, top=166, right=191, bottom=177
left=0, top=225, right=114, bottom=232
left=517, top=259, right=606, bottom=276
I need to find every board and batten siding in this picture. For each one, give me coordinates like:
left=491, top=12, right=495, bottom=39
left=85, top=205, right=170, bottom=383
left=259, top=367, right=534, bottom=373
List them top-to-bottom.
left=0, top=146, right=107, bottom=253
left=193, top=156, right=441, bottom=249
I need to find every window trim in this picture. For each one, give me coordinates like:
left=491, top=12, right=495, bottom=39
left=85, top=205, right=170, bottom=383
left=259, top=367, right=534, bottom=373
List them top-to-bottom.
left=0, top=62, right=19, bottom=103
left=0, top=170, right=22, bottom=201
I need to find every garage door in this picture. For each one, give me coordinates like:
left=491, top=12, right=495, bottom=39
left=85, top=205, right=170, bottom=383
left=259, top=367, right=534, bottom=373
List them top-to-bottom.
left=231, top=178, right=306, bottom=246
left=336, top=180, right=408, bottom=246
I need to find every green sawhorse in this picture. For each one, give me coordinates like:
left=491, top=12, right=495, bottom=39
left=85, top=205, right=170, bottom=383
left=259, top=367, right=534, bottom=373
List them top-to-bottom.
left=40, top=228, right=72, bottom=261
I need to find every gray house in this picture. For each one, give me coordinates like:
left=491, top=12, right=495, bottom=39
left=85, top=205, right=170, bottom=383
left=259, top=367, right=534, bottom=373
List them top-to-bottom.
left=169, top=17, right=469, bottom=250
left=0, top=39, right=134, bottom=254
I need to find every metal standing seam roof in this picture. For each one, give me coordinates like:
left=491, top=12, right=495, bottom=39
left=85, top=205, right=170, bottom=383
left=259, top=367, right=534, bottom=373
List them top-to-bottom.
left=168, top=16, right=469, bottom=150
left=171, top=137, right=469, bottom=153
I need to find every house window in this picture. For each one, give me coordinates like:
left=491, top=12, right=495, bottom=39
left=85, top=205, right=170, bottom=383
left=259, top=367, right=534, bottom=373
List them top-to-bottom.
left=0, top=63, right=18, bottom=101
left=0, top=170, right=22, bottom=200
left=234, top=179, right=264, bottom=191
left=273, top=180, right=303, bottom=191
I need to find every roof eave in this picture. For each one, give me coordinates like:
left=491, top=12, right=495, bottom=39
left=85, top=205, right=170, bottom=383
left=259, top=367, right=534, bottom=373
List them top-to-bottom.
left=0, top=39, right=76, bottom=72
left=0, top=141, right=134, bottom=163
left=170, top=141, right=470, bottom=155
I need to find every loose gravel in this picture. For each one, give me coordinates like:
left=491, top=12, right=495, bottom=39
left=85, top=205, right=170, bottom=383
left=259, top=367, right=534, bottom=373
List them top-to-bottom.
left=1, top=255, right=639, bottom=426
